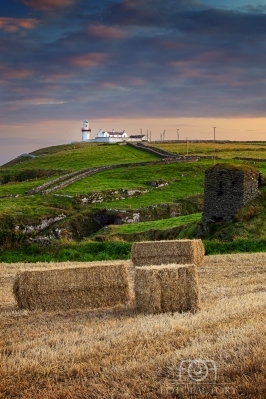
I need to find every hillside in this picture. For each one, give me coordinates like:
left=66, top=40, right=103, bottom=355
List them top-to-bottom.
left=1, top=141, right=266, bottom=258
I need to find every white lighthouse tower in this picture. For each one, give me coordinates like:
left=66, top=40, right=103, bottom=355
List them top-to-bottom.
left=81, top=120, right=91, bottom=141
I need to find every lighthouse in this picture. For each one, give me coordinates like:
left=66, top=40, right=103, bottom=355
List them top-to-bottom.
left=81, top=120, right=91, bottom=141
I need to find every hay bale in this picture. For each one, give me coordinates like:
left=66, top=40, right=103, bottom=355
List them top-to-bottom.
left=131, top=239, right=204, bottom=267
left=13, top=263, right=130, bottom=311
left=135, top=264, right=200, bottom=314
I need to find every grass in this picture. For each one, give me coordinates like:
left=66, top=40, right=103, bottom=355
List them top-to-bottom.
left=150, top=141, right=266, bottom=159
left=0, top=142, right=266, bottom=244
left=0, top=143, right=159, bottom=173
left=0, top=161, right=208, bottom=220
left=58, top=161, right=211, bottom=195
left=58, top=162, right=211, bottom=211
left=0, top=178, right=53, bottom=196
left=0, top=195, right=74, bottom=231
left=111, top=213, right=202, bottom=234
left=2, top=236, right=266, bottom=263
left=204, top=238, right=266, bottom=254
left=0, top=241, right=132, bottom=263
left=0, top=253, right=265, bottom=398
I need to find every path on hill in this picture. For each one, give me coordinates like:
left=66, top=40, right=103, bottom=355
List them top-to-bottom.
left=26, top=145, right=199, bottom=195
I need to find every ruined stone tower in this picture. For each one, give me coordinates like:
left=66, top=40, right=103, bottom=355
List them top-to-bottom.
left=201, top=163, right=259, bottom=232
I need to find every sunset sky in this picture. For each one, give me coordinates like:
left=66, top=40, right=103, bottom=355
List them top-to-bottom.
left=1, top=0, right=266, bottom=165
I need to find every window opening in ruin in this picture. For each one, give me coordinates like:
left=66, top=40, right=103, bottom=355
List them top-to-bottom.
left=258, top=173, right=263, bottom=187
left=217, top=181, right=223, bottom=196
left=232, top=181, right=236, bottom=188
left=211, top=216, right=223, bottom=223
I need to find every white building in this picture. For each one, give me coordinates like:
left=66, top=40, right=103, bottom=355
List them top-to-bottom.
left=81, top=120, right=91, bottom=141
left=80, top=121, right=149, bottom=143
left=95, top=129, right=127, bottom=143
left=128, top=134, right=148, bottom=142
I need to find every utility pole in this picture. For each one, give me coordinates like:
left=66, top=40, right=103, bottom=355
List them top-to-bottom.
left=213, top=127, right=216, bottom=143
left=177, top=129, right=179, bottom=141
left=163, top=130, right=166, bottom=141
left=150, top=131, right=152, bottom=142
left=186, top=137, right=188, bottom=156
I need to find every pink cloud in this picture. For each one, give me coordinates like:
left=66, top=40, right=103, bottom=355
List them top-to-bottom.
left=22, top=0, right=77, bottom=11
left=0, top=17, right=39, bottom=32
left=87, top=25, right=126, bottom=40
left=158, top=39, right=191, bottom=51
left=169, top=51, right=241, bottom=71
left=68, top=53, right=108, bottom=68
left=169, top=60, right=193, bottom=68
left=0, top=64, right=34, bottom=80
left=4, top=69, right=33, bottom=79
left=180, top=69, right=207, bottom=79
left=127, top=78, right=146, bottom=86
left=99, top=82, right=119, bottom=89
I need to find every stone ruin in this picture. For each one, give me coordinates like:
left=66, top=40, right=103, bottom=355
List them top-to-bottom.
left=200, top=163, right=260, bottom=234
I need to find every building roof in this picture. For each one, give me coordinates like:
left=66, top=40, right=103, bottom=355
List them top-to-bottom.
left=106, top=131, right=126, bottom=136
left=129, top=134, right=146, bottom=138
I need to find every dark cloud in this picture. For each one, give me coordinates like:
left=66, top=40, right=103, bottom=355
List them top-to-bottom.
left=0, top=0, right=266, bottom=124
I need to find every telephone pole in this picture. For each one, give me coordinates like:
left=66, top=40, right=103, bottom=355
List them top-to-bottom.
left=213, top=127, right=216, bottom=143
left=177, top=129, right=179, bottom=141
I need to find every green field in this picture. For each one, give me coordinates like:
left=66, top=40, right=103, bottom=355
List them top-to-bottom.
left=0, top=141, right=266, bottom=255
left=150, top=142, right=266, bottom=159
left=1, top=143, right=158, bottom=172
left=58, top=161, right=209, bottom=209
left=0, top=179, right=52, bottom=196
left=108, top=213, right=201, bottom=235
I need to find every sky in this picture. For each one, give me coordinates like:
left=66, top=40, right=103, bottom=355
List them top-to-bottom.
left=1, top=0, right=266, bottom=165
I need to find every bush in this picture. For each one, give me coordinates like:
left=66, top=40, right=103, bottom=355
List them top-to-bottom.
left=0, top=230, right=26, bottom=248
left=204, top=239, right=266, bottom=255
left=0, top=240, right=132, bottom=263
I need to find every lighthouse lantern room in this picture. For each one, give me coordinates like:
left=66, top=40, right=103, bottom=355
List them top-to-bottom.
left=81, top=120, right=91, bottom=141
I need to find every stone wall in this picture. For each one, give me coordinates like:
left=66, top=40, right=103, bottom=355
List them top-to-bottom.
left=127, top=142, right=180, bottom=158
left=27, top=157, right=200, bottom=196
left=201, top=164, right=259, bottom=227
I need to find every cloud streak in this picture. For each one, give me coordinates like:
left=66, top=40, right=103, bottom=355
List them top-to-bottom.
left=0, top=0, right=266, bottom=124
left=21, top=0, right=78, bottom=11
left=0, top=17, right=39, bottom=32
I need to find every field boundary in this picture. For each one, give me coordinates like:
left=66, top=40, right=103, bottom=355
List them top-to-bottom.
left=26, top=157, right=200, bottom=196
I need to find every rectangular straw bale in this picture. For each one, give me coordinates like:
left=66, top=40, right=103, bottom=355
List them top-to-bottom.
left=131, top=239, right=204, bottom=267
left=13, top=263, right=130, bottom=311
left=135, top=264, right=200, bottom=314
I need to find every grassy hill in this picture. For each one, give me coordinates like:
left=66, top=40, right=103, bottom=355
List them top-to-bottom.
left=1, top=140, right=266, bottom=260
left=2, top=142, right=158, bottom=171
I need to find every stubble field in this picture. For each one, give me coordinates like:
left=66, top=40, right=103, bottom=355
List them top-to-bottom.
left=0, top=254, right=266, bottom=398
